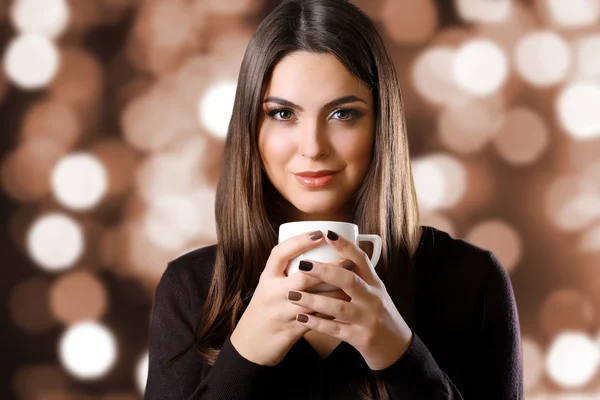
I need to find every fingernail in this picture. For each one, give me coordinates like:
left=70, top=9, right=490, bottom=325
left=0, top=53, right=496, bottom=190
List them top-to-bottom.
left=309, top=230, right=323, bottom=241
left=327, top=230, right=339, bottom=241
left=299, top=260, right=313, bottom=271
left=341, top=260, right=354, bottom=271
left=288, top=291, right=302, bottom=301
left=297, top=314, right=309, bottom=323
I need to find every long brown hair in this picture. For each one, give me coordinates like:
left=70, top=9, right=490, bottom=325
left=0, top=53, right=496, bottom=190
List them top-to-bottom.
left=170, top=0, right=421, bottom=398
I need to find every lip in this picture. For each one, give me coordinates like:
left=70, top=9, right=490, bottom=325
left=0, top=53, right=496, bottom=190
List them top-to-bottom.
left=293, top=170, right=338, bottom=188
left=294, top=170, right=339, bottom=177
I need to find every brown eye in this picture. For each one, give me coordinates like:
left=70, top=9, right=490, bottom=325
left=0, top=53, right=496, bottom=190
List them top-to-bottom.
left=266, top=108, right=295, bottom=122
left=332, top=108, right=361, bottom=121
left=336, top=109, right=351, bottom=119
left=278, top=110, right=292, bottom=119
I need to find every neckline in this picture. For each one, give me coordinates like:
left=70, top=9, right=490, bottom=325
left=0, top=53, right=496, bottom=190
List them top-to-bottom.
left=298, top=336, right=347, bottom=362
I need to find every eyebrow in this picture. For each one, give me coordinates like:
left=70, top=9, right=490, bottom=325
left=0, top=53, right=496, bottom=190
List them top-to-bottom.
left=262, top=95, right=367, bottom=111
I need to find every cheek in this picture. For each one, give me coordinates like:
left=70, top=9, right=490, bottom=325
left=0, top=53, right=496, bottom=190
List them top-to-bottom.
left=259, top=131, right=295, bottom=170
left=335, top=132, right=373, bottom=164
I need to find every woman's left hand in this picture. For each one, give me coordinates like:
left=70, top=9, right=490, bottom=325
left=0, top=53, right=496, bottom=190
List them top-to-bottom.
left=287, top=230, right=414, bottom=371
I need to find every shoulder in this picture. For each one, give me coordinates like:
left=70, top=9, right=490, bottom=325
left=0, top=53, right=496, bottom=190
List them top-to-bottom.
left=421, top=225, right=509, bottom=291
left=427, top=225, right=490, bottom=264
left=417, top=226, right=517, bottom=334
left=426, top=228, right=520, bottom=334
left=156, top=244, right=218, bottom=310
left=166, top=244, right=218, bottom=281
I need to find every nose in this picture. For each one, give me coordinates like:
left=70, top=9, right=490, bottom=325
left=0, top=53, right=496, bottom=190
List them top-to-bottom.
left=299, top=119, right=329, bottom=160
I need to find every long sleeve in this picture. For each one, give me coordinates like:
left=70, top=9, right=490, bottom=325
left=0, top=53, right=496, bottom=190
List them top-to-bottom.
left=372, top=251, right=524, bottom=399
left=145, top=261, right=277, bottom=400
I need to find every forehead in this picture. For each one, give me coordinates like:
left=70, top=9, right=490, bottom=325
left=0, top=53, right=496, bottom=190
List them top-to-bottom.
left=263, top=51, right=372, bottom=103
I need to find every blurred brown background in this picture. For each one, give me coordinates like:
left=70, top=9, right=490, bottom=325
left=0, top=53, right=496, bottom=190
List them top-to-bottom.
left=1, top=0, right=600, bottom=398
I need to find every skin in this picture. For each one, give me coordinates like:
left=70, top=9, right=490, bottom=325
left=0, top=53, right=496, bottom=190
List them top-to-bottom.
left=256, top=50, right=376, bottom=344
left=251, top=51, right=416, bottom=366
left=258, top=51, right=375, bottom=225
left=291, top=233, right=414, bottom=370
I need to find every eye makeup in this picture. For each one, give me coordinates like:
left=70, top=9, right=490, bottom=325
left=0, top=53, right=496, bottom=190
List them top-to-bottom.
left=264, top=107, right=363, bottom=124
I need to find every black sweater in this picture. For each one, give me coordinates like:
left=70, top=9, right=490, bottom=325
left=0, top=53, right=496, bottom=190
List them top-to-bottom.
left=145, top=226, right=524, bottom=399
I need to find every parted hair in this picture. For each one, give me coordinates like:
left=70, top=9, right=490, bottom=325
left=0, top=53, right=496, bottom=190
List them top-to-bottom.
left=169, top=1, right=421, bottom=399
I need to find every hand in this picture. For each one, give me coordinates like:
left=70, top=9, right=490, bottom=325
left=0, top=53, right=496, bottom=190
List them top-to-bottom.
left=230, top=230, right=334, bottom=366
left=286, top=230, right=414, bottom=371
left=302, top=266, right=353, bottom=320
left=308, top=289, right=351, bottom=319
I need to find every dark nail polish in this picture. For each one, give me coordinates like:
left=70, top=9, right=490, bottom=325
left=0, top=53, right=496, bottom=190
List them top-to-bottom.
left=309, top=230, right=323, bottom=241
left=327, top=230, right=339, bottom=241
left=299, top=260, right=313, bottom=271
left=288, top=291, right=302, bottom=301
left=297, top=314, right=309, bottom=323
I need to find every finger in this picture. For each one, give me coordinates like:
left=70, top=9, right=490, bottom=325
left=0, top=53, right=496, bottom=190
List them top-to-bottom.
left=265, top=230, right=324, bottom=277
left=324, top=230, right=378, bottom=286
left=298, top=259, right=370, bottom=301
left=284, top=266, right=326, bottom=291
left=287, top=268, right=351, bottom=300
left=284, top=270, right=345, bottom=321
left=286, top=273, right=353, bottom=300
left=289, top=286, right=348, bottom=320
left=310, top=288, right=351, bottom=303
left=288, top=290, right=360, bottom=324
left=286, top=300, right=334, bottom=320
left=288, top=303, right=320, bottom=317
left=313, top=312, right=335, bottom=320
left=295, top=313, right=352, bottom=342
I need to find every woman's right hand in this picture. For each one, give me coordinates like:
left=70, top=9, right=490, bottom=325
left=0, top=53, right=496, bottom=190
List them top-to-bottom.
left=230, top=230, right=332, bottom=366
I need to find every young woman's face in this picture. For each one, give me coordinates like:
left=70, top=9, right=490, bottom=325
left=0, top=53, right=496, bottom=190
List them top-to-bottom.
left=258, top=51, right=375, bottom=221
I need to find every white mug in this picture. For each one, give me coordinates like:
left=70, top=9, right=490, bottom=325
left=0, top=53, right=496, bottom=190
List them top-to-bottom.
left=278, top=221, right=382, bottom=292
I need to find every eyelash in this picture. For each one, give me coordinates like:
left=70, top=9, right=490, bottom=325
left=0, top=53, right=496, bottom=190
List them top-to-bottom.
left=265, top=107, right=362, bottom=124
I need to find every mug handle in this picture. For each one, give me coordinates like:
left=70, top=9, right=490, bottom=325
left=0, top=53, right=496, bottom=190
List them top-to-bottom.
left=357, top=234, right=382, bottom=268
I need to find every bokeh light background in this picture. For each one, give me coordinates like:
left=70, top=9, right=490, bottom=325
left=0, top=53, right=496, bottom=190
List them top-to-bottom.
left=1, top=0, right=600, bottom=398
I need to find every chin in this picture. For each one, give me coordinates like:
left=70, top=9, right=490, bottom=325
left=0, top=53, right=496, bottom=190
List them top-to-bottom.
left=289, top=196, right=344, bottom=216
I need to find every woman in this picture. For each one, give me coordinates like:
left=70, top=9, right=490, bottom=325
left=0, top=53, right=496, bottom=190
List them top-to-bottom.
left=145, top=0, right=524, bottom=399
